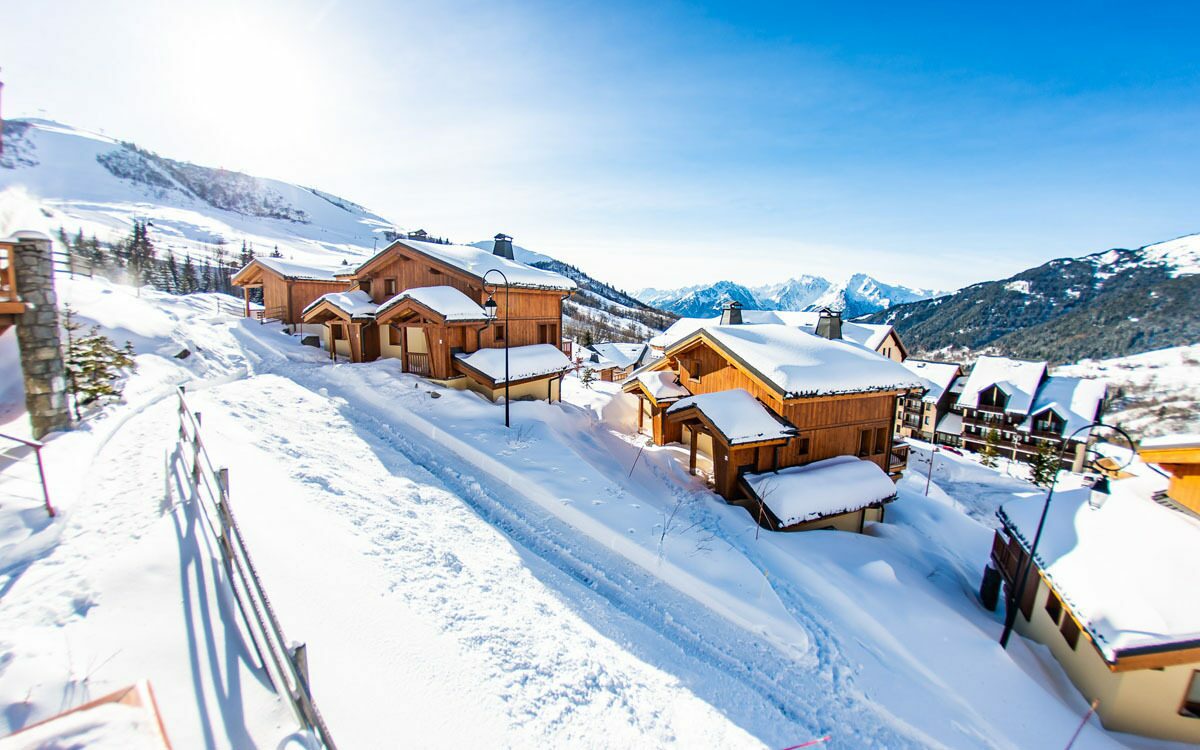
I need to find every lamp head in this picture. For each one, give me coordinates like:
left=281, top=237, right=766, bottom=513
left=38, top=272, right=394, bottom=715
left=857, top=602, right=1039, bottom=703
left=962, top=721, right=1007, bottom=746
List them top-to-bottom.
left=484, top=296, right=498, bottom=318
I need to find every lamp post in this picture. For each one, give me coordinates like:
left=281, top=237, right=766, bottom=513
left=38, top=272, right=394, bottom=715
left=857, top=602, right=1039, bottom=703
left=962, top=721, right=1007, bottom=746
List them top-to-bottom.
left=482, top=268, right=510, bottom=428
left=998, top=420, right=1134, bottom=649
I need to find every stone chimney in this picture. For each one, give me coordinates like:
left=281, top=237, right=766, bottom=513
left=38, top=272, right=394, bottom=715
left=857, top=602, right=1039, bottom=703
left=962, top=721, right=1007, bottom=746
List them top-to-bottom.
left=9, top=232, right=72, bottom=438
left=492, top=233, right=514, bottom=260
left=720, top=300, right=743, bottom=325
left=815, top=307, right=842, bottom=340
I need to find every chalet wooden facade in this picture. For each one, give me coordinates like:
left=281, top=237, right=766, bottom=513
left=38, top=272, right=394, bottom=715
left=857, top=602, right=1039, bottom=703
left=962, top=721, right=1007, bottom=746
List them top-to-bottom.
left=233, top=236, right=577, bottom=402
left=0, top=237, right=25, bottom=335
left=229, top=257, right=345, bottom=326
left=624, top=317, right=923, bottom=532
left=1138, top=435, right=1200, bottom=516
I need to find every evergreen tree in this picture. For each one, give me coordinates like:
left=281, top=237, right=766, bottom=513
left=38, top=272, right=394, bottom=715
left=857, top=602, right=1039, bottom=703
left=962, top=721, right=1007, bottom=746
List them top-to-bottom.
left=87, top=235, right=106, bottom=269
left=239, top=240, right=255, bottom=267
left=270, top=245, right=283, bottom=258
left=166, top=252, right=180, bottom=292
left=180, top=253, right=197, bottom=294
left=62, top=305, right=136, bottom=415
left=581, top=367, right=597, bottom=390
left=980, top=428, right=1001, bottom=468
left=1030, top=440, right=1060, bottom=488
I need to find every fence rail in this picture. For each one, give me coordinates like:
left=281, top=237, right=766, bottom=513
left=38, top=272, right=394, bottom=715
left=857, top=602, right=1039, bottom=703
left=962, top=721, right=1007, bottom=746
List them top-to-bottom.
left=52, top=248, right=94, bottom=279
left=174, top=387, right=336, bottom=749
left=0, top=432, right=54, bottom=517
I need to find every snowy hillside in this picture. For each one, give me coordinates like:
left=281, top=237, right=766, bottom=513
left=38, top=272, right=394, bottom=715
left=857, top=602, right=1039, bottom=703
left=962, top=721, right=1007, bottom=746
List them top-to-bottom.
left=0, top=118, right=672, bottom=338
left=638, top=273, right=939, bottom=318
left=1, top=276, right=1189, bottom=748
left=1056, top=344, right=1200, bottom=438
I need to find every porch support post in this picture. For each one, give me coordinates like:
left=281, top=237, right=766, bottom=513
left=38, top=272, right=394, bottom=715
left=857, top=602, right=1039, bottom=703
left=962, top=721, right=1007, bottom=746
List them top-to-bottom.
left=243, top=285, right=251, bottom=318
left=326, top=323, right=335, bottom=361
left=637, top=397, right=644, bottom=432
left=689, top=427, right=698, bottom=476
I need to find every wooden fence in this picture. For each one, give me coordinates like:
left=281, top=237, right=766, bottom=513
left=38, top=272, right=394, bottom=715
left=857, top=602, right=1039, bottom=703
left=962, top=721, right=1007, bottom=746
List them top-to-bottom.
left=174, top=387, right=336, bottom=749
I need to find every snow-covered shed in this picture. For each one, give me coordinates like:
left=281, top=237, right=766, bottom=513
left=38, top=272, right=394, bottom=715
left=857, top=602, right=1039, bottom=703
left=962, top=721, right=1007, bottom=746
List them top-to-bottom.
left=230, top=256, right=346, bottom=325
left=453, top=344, right=573, bottom=402
left=741, top=456, right=897, bottom=531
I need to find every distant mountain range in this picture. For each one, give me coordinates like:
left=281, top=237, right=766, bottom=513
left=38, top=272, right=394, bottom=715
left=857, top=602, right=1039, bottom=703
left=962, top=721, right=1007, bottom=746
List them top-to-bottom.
left=0, top=118, right=667, bottom=341
left=860, top=234, right=1200, bottom=363
left=637, top=273, right=943, bottom=319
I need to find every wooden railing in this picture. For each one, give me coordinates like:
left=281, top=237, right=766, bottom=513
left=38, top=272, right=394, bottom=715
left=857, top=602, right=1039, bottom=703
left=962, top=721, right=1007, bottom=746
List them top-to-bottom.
left=0, top=244, right=16, bottom=303
left=254, top=306, right=288, bottom=324
left=407, top=352, right=430, bottom=376
left=174, top=388, right=336, bottom=749
left=889, top=442, right=910, bottom=472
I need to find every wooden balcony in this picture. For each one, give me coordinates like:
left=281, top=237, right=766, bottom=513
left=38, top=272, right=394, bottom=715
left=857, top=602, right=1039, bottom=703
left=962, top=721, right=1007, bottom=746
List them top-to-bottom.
left=0, top=243, right=25, bottom=333
left=406, top=351, right=431, bottom=376
left=889, top=441, right=910, bottom=474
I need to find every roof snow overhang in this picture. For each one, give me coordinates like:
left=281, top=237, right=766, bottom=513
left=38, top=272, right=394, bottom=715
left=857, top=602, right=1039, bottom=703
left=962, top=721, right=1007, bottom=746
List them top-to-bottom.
left=345, top=240, right=575, bottom=294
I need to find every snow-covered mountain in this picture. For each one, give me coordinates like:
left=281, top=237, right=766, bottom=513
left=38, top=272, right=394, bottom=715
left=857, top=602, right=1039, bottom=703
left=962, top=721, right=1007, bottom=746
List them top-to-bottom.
left=0, top=118, right=671, bottom=339
left=861, top=232, right=1200, bottom=362
left=638, top=273, right=939, bottom=318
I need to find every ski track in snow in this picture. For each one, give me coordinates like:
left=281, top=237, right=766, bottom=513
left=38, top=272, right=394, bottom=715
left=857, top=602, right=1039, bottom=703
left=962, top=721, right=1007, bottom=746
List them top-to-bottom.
left=212, top=323, right=943, bottom=748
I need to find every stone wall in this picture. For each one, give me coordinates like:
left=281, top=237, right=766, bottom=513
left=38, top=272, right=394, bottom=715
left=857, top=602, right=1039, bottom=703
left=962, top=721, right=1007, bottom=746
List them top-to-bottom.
left=12, top=234, right=72, bottom=439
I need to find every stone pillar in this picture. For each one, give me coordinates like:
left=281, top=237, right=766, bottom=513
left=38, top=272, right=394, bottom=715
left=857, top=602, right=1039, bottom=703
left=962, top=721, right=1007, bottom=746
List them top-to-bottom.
left=12, top=232, right=72, bottom=438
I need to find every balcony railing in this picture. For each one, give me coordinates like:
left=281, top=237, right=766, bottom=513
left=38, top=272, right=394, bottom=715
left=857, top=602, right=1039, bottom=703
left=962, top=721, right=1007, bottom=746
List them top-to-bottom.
left=0, top=244, right=16, bottom=303
left=407, top=351, right=431, bottom=376
left=889, top=442, right=910, bottom=472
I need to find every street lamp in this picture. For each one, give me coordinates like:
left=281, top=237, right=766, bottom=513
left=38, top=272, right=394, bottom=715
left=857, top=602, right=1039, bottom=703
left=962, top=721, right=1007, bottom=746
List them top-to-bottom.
left=482, top=268, right=510, bottom=428
left=998, top=420, right=1133, bottom=649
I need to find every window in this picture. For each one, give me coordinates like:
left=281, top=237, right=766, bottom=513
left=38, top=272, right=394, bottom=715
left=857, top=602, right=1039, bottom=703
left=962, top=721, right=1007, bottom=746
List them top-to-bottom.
left=384, top=278, right=397, bottom=296
left=359, top=279, right=372, bottom=295
left=332, top=323, right=347, bottom=340
left=538, top=323, right=558, bottom=345
left=494, top=324, right=506, bottom=343
left=388, top=326, right=402, bottom=346
left=687, top=358, right=702, bottom=382
left=924, top=415, right=930, bottom=425
left=873, top=427, right=887, bottom=455
left=858, top=429, right=872, bottom=457
left=795, top=436, right=810, bottom=456
left=1044, top=589, right=1063, bottom=624
left=1060, top=614, right=1081, bottom=650
left=1182, top=671, right=1200, bottom=718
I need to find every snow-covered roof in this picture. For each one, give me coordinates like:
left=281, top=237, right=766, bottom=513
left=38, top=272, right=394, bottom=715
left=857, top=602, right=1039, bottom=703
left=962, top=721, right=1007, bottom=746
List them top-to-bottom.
left=370, top=239, right=576, bottom=291
left=246, top=256, right=344, bottom=281
left=375, top=285, right=488, bottom=322
left=302, top=289, right=378, bottom=319
left=648, top=311, right=895, bottom=353
left=684, top=324, right=924, bottom=398
left=587, top=342, right=647, bottom=370
left=454, top=344, right=572, bottom=384
left=955, top=356, right=1047, bottom=415
left=902, top=360, right=961, bottom=403
left=630, top=371, right=691, bottom=403
left=948, top=375, right=967, bottom=395
left=1018, top=375, right=1107, bottom=436
left=666, top=389, right=796, bottom=445
left=936, top=412, right=963, bottom=436
left=1140, top=433, right=1200, bottom=451
left=743, top=456, right=898, bottom=527
left=998, top=482, right=1200, bottom=662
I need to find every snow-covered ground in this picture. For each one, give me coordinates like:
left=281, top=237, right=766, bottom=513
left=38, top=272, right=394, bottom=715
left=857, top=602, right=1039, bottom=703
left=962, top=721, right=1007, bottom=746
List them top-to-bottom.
left=2, top=277, right=1193, bottom=748
left=1056, top=344, right=1200, bottom=438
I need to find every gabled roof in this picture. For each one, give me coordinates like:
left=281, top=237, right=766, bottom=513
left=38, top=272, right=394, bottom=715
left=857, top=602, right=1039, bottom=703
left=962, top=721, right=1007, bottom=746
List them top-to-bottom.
left=351, top=239, right=576, bottom=292
left=231, top=257, right=345, bottom=284
left=375, top=286, right=488, bottom=324
left=301, top=290, right=378, bottom=320
left=648, top=311, right=898, bottom=354
left=668, top=324, right=924, bottom=400
left=586, top=342, right=648, bottom=370
left=955, top=356, right=1047, bottom=415
left=902, top=360, right=962, bottom=403
left=623, top=371, right=691, bottom=404
left=1019, top=375, right=1107, bottom=436
left=666, top=389, right=796, bottom=446
left=936, top=412, right=963, bottom=436
left=743, top=456, right=898, bottom=527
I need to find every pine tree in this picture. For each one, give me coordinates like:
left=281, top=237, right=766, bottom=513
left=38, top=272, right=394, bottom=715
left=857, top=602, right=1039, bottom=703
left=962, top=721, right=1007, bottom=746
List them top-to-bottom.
left=87, top=235, right=106, bottom=270
left=239, top=240, right=255, bottom=267
left=270, top=245, right=283, bottom=258
left=166, top=252, right=180, bottom=292
left=180, top=254, right=197, bottom=294
left=62, top=306, right=136, bottom=414
left=581, top=367, right=597, bottom=390
left=980, top=428, right=1001, bottom=468
left=1030, top=440, right=1060, bottom=488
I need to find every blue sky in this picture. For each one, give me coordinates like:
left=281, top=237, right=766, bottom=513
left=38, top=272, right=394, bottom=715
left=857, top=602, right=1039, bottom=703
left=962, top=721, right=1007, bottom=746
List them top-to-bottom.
left=4, top=0, right=1198, bottom=291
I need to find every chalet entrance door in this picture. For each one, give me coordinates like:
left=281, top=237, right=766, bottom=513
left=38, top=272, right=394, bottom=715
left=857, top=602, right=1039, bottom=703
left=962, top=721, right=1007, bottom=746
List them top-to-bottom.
left=405, top=327, right=431, bottom=376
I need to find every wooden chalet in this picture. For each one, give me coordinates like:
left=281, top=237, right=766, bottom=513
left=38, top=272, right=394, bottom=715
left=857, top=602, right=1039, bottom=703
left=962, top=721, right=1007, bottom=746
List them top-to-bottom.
left=0, top=234, right=27, bottom=335
left=295, top=235, right=577, bottom=402
left=229, top=257, right=344, bottom=325
left=624, top=310, right=924, bottom=532
left=582, top=342, right=650, bottom=382
left=895, top=360, right=963, bottom=443
left=1138, top=434, right=1200, bottom=517
left=987, top=465, right=1200, bottom=743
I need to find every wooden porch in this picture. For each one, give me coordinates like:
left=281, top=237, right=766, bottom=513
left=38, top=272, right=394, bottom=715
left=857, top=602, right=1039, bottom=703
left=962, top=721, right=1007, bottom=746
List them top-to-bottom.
left=0, top=241, right=26, bottom=335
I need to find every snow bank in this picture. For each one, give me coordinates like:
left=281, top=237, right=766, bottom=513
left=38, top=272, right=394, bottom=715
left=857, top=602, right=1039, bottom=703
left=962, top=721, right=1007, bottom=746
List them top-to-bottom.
left=667, top=389, right=794, bottom=445
left=744, top=456, right=897, bottom=526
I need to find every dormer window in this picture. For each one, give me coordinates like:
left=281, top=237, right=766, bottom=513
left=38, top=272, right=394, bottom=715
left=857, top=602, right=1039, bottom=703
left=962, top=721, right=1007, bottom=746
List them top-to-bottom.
left=979, top=385, right=1009, bottom=410
left=1033, top=411, right=1064, bottom=435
